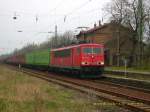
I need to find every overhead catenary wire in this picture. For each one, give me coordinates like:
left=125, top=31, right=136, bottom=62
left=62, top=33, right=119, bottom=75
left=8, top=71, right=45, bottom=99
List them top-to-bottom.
left=0, top=0, right=95, bottom=22
left=0, top=0, right=66, bottom=19
left=1, top=0, right=106, bottom=36
left=38, top=0, right=104, bottom=34
left=51, top=0, right=65, bottom=11
left=63, top=0, right=93, bottom=22
left=67, top=0, right=92, bottom=16
left=39, top=6, right=102, bottom=31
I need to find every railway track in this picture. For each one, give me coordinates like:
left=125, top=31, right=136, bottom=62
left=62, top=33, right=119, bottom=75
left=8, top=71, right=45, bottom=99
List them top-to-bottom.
left=7, top=65, right=150, bottom=112
left=104, top=70, right=150, bottom=83
left=91, top=79, right=150, bottom=94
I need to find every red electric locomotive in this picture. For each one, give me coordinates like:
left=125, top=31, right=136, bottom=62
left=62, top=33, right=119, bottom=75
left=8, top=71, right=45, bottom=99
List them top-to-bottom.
left=50, top=43, right=104, bottom=78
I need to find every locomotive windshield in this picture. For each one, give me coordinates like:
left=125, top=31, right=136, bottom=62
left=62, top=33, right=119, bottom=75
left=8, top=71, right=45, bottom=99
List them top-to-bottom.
left=83, top=47, right=102, bottom=54
left=83, top=48, right=92, bottom=54
left=93, top=48, right=101, bottom=54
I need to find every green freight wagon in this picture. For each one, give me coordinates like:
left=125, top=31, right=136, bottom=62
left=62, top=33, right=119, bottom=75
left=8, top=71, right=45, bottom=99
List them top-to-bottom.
left=25, top=48, right=51, bottom=69
left=34, top=49, right=51, bottom=66
left=26, top=52, right=35, bottom=65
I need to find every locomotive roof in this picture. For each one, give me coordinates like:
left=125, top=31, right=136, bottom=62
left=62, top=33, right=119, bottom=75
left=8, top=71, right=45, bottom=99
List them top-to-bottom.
left=51, top=43, right=103, bottom=51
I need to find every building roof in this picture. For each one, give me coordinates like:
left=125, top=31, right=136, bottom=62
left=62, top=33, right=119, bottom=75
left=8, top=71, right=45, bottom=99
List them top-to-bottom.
left=76, top=21, right=132, bottom=38
left=76, top=23, right=109, bottom=38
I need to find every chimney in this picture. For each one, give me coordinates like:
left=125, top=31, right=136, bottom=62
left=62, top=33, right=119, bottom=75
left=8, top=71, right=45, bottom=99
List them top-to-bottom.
left=99, top=20, right=102, bottom=26
left=94, top=23, right=96, bottom=28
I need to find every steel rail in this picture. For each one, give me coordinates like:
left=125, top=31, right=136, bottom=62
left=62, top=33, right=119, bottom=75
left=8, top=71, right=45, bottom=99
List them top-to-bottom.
left=91, top=80, right=150, bottom=94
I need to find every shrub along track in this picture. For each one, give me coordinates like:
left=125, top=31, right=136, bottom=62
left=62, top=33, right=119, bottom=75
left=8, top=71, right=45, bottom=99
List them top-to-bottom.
left=6, top=65, right=150, bottom=112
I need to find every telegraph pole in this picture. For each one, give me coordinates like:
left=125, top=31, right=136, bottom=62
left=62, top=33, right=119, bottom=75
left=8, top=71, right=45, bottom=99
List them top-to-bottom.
left=137, top=0, right=144, bottom=66
left=55, top=25, right=58, bottom=47
left=116, top=29, right=120, bottom=67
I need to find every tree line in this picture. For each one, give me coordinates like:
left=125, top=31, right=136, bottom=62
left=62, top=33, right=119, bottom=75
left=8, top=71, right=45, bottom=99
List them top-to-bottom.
left=13, top=31, right=76, bottom=55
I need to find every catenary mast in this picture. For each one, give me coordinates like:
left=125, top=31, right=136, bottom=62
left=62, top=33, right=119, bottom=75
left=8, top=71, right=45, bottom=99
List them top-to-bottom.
left=137, top=0, right=144, bottom=65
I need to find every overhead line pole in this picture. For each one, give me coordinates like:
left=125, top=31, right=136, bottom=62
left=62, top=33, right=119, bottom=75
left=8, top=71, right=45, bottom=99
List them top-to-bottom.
left=137, top=0, right=144, bottom=66
left=55, top=25, right=58, bottom=48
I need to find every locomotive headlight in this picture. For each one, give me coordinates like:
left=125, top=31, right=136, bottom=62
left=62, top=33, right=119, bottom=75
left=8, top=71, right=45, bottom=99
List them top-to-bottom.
left=81, top=62, right=85, bottom=65
left=82, top=62, right=88, bottom=65
left=98, top=62, right=104, bottom=65
left=100, top=62, right=104, bottom=65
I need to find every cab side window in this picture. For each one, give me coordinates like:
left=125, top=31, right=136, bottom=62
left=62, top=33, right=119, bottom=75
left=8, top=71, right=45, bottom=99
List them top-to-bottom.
left=54, top=49, right=71, bottom=57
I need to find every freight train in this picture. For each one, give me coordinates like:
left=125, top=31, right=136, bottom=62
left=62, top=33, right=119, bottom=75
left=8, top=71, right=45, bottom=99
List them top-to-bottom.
left=5, top=43, right=104, bottom=78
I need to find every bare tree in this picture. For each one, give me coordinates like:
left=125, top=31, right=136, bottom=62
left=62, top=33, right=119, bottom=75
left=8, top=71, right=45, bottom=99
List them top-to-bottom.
left=104, top=0, right=149, bottom=66
left=145, top=5, right=150, bottom=42
left=39, top=31, right=76, bottom=49
left=59, top=31, right=76, bottom=47
left=13, top=43, right=38, bottom=55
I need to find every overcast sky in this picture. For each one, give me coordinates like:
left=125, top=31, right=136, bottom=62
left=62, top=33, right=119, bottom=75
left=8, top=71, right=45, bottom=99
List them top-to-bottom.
left=0, top=0, right=110, bottom=55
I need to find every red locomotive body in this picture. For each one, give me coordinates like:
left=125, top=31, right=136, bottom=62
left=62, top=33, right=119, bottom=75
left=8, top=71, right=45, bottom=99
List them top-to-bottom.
left=50, top=44, right=104, bottom=78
